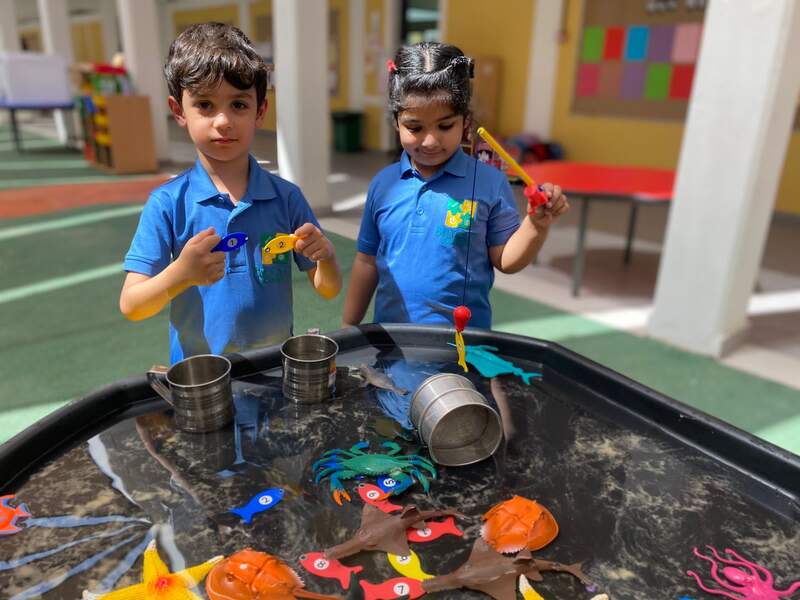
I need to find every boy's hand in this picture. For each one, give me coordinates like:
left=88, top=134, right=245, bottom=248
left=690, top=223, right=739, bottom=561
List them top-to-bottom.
left=527, top=182, right=569, bottom=229
left=294, top=223, right=335, bottom=262
left=176, top=227, right=226, bottom=285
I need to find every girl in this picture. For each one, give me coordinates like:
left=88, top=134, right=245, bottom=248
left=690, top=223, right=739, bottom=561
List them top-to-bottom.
left=342, top=42, right=568, bottom=329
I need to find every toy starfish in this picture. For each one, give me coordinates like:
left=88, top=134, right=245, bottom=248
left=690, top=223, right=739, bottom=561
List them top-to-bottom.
left=325, top=504, right=463, bottom=560
left=83, top=540, right=222, bottom=599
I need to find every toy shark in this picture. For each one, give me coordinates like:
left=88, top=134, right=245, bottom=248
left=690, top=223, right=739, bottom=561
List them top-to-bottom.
left=449, top=344, right=542, bottom=384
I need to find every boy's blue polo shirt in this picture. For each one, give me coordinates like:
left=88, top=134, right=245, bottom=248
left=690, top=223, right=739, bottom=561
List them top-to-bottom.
left=357, top=148, right=520, bottom=328
left=124, top=155, right=318, bottom=364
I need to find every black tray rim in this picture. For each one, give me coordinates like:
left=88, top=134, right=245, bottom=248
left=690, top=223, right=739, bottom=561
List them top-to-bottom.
left=2, top=323, right=799, bottom=499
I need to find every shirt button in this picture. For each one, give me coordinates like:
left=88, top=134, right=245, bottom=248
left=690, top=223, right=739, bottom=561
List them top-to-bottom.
left=416, top=208, right=424, bottom=215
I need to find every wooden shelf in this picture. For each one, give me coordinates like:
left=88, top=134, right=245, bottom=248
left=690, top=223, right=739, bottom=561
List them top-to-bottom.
left=85, top=95, right=157, bottom=174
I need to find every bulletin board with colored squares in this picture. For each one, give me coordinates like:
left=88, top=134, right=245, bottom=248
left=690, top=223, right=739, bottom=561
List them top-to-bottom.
left=573, top=0, right=705, bottom=120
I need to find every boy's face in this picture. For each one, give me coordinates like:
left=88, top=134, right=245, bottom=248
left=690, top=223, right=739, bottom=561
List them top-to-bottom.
left=168, top=79, right=266, bottom=166
left=395, top=96, right=466, bottom=179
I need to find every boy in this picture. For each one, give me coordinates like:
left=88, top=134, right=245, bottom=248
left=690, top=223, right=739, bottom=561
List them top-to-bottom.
left=120, top=23, right=341, bottom=363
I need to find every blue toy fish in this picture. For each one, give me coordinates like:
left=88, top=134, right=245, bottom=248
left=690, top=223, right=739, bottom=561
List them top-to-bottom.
left=212, top=232, right=248, bottom=252
left=451, top=344, right=542, bottom=384
left=230, top=487, right=284, bottom=524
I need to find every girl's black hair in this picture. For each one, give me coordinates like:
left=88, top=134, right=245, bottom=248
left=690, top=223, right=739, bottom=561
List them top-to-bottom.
left=388, top=42, right=474, bottom=119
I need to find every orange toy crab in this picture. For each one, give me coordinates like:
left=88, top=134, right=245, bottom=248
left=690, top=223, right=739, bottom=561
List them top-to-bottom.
left=480, top=495, right=559, bottom=554
left=205, top=549, right=343, bottom=600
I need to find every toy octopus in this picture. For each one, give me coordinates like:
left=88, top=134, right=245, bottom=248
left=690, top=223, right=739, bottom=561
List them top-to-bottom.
left=686, top=545, right=800, bottom=599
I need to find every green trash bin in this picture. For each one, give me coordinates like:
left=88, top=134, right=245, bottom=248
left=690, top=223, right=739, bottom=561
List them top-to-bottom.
left=332, top=111, right=363, bottom=152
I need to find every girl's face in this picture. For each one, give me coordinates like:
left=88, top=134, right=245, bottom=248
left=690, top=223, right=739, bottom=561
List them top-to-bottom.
left=395, top=97, right=466, bottom=179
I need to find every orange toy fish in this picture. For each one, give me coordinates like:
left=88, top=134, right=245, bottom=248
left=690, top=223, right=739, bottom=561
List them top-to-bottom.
left=0, top=494, right=30, bottom=536
left=480, top=495, right=559, bottom=554
left=206, top=549, right=343, bottom=600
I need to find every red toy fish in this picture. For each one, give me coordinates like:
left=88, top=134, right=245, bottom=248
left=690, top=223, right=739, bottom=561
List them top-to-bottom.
left=357, top=483, right=402, bottom=513
left=0, top=495, right=30, bottom=536
left=406, top=515, right=464, bottom=543
left=299, top=551, right=364, bottom=589
left=360, top=577, right=426, bottom=600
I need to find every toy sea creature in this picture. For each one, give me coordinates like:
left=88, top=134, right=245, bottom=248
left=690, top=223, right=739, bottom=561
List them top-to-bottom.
left=212, top=232, right=248, bottom=252
left=262, top=233, right=298, bottom=264
left=453, top=305, right=471, bottom=372
left=455, top=344, right=542, bottom=384
left=351, top=364, right=408, bottom=395
left=370, top=416, right=415, bottom=442
left=313, top=441, right=436, bottom=505
left=357, top=483, right=402, bottom=513
left=230, top=488, right=284, bottom=524
left=0, top=494, right=31, bottom=536
left=481, top=496, right=559, bottom=553
left=325, top=504, right=463, bottom=560
left=406, top=515, right=463, bottom=543
left=421, top=538, right=590, bottom=600
left=82, top=540, right=222, bottom=600
left=686, top=545, right=800, bottom=599
left=206, top=549, right=342, bottom=600
left=387, top=550, right=433, bottom=580
left=299, top=552, right=364, bottom=590
left=518, top=574, right=545, bottom=600
left=359, top=577, right=426, bottom=600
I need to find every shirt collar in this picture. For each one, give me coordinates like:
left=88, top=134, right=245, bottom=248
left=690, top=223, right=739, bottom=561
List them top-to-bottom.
left=399, top=147, right=469, bottom=180
left=188, top=155, right=278, bottom=203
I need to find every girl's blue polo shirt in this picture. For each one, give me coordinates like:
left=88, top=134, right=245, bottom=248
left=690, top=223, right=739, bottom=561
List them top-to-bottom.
left=357, top=148, right=520, bottom=328
left=124, top=155, right=317, bottom=364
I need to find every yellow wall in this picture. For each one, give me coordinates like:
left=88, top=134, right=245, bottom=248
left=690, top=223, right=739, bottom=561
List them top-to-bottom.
left=363, top=0, right=387, bottom=150
left=443, top=0, right=534, bottom=136
left=552, top=0, right=800, bottom=214
left=250, top=1, right=277, bottom=131
left=173, top=5, right=240, bottom=32
left=71, top=21, right=105, bottom=63
left=18, top=28, right=42, bottom=52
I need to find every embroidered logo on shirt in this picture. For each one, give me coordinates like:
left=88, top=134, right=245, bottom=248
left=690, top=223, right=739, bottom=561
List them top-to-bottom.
left=444, top=199, right=476, bottom=230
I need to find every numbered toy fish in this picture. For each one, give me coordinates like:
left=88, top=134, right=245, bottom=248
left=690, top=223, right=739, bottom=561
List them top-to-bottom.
left=212, top=232, right=248, bottom=252
left=454, top=344, right=542, bottom=384
left=351, top=364, right=408, bottom=395
left=357, top=483, right=402, bottom=513
left=230, top=487, right=284, bottom=524
left=0, top=495, right=30, bottom=535
left=406, top=515, right=463, bottom=543
left=387, top=550, right=433, bottom=580
left=299, top=551, right=364, bottom=589
left=519, top=574, right=545, bottom=600
left=360, top=577, right=426, bottom=600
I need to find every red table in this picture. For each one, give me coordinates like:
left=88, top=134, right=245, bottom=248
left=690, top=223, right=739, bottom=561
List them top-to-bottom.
left=522, top=161, right=675, bottom=296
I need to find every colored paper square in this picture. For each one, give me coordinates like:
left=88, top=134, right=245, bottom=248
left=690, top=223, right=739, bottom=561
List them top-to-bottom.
left=672, top=23, right=702, bottom=63
left=648, top=25, right=674, bottom=61
left=582, top=26, right=605, bottom=62
left=625, top=26, right=649, bottom=61
left=603, top=27, right=625, bottom=60
left=598, top=62, right=624, bottom=98
left=576, top=63, right=600, bottom=96
left=621, top=63, right=647, bottom=100
left=645, top=64, right=672, bottom=99
left=669, top=64, right=695, bottom=99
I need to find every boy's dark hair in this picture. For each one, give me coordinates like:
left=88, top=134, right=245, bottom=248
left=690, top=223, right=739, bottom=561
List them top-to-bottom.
left=164, top=22, right=269, bottom=107
left=388, top=42, right=474, bottom=120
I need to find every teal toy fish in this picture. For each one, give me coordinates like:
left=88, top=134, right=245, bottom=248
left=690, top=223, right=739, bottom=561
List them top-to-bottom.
left=451, top=344, right=542, bottom=384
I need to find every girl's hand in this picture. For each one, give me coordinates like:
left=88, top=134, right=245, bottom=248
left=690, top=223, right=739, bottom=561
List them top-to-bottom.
left=528, top=182, right=569, bottom=229
left=294, top=223, right=335, bottom=262
left=175, top=227, right=226, bottom=285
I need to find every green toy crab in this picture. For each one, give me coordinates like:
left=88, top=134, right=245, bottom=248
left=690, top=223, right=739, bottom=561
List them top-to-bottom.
left=312, top=441, right=436, bottom=505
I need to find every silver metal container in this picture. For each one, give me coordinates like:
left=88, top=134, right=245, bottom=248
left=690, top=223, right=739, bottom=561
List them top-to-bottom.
left=281, top=334, right=338, bottom=403
left=147, top=354, right=234, bottom=433
left=410, top=373, right=502, bottom=466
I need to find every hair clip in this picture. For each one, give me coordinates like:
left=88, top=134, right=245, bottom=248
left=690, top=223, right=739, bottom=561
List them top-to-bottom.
left=386, top=59, right=397, bottom=74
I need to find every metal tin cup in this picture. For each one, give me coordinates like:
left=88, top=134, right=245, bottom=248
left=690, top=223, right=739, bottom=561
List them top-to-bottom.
left=281, top=334, right=338, bottom=403
left=147, top=354, right=234, bottom=433
left=410, top=373, right=502, bottom=466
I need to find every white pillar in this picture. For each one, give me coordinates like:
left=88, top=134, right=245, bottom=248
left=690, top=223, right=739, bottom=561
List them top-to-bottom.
left=0, top=0, right=21, bottom=52
left=37, top=0, right=73, bottom=144
left=98, top=0, right=120, bottom=62
left=116, top=0, right=170, bottom=160
left=238, top=0, right=252, bottom=38
left=273, top=0, right=330, bottom=213
left=348, top=0, right=365, bottom=111
left=523, top=0, right=562, bottom=138
left=648, top=0, right=800, bottom=356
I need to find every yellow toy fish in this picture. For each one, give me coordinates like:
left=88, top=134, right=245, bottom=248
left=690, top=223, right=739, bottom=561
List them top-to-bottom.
left=261, top=233, right=298, bottom=265
left=82, top=540, right=222, bottom=599
left=387, top=550, right=433, bottom=580
left=518, top=574, right=546, bottom=600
